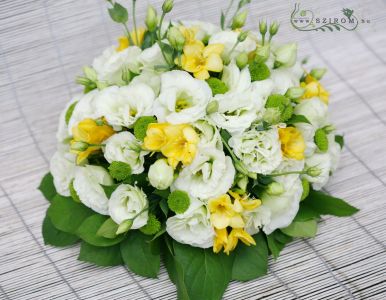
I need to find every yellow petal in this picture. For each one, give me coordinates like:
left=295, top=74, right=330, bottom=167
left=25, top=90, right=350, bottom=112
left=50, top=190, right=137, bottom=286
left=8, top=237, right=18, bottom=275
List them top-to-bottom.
left=117, top=36, right=129, bottom=52
left=183, top=40, right=205, bottom=56
left=203, top=44, right=224, bottom=56
left=205, top=53, right=223, bottom=72
left=181, top=55, right=203, bottom=73
left=194, top=69, right=210, bottom=80
left=182, top=126, right=199, bottom=144
left=240, top=199, right=262, bottom=211
left=211, top=212, right=231, bottom=229
left=229, top=213, right=245, bottom=228
left=213, top=228, right=228, bottom=253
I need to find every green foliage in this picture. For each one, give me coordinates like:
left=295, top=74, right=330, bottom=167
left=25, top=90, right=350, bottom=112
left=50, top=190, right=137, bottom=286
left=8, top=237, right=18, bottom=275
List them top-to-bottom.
left=108, top=2, right=128, bottom=24
left=249, top=62, right=270, bottom=81
left=206, top=77, right=228, bottom=95
left=265, top=94, right=293, bottom=122
left=65, top=101, right=77, bottom=125
left=287, top=114, right=311, bottom=125
left=133, top=116, right=157, bottom=141
left=314, top=128, right=329, bottom=152
left=335, top=135, right=344, bottom=149
left=108, top=161, right=132, bottom=181
left=38, top=172, right=57, bottom=202
left=300, top=179, right=310, bottom=201
left=69, top=180, right=81, bottom=203
left=102, top=184, right=119, bottom=199
left=168, top=190, right=190, bottom=214
left=302, top=190, right=359, bottom=217
left=47, top=195, right=94, bottom=234
left=293, top=204, right=320, bottom=222
left=77, top=214, right=125, bottom=247
left=140, top=214, right=162, bottom=235
left=42, top=215, right=79, bottom=247
left=97, top=217, right=119, bottom=239
left=281, top=219, right=318, bottom=238
left=266, top=230, right=293, bottom=259
left=120, top=231, right=160, bottom=278
left=232, top=233, right=268, bottom=281
left=78, top=241, right=123, bottom=267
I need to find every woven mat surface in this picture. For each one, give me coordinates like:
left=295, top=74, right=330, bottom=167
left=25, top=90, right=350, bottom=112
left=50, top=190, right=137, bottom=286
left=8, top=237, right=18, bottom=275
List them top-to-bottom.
left=1, top=0, right=385, bottom=299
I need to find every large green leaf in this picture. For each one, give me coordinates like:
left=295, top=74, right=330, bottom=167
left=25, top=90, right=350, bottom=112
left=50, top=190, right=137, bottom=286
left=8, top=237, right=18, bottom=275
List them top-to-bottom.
left=38, top=173, right=57, bottom=202
left=304, top=190, right=359, bottom=217
left=47, top=195, right=94, bottom=234
left=293, top=203, right=320, bottom=222
left=42, top=214, right=79, bottom=247
left=77, top=214, right=125, bottom=247
left=281, top=219, right=318, bottom=238
left=266, top=230, right=293, bottom=259
left=120, top=231, right=160, bottom=278
left=232, top=232, right=268, bottom=281
left=172, top=240, right=234, bottom=300
left=78, top=241, right=123, bottom=266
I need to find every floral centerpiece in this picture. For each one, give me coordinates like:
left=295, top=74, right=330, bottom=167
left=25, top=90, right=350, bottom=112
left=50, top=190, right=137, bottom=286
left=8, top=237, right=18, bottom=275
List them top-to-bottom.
left=38, top=0, right=358, bottom=299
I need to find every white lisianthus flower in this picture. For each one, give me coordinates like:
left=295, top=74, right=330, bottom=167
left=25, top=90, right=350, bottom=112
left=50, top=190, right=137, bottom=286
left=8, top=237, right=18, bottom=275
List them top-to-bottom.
left=181, top=20, right=221, bottom=41
left=209, top=30, right=256, bottom=60
left=273, top=42, right=298, bottom=68
left=139, top=43, right=167, bottom=70
left=92, top=46, right=142, bottom=85
left=221, top=60, right=253, bottom=93
left=270, top=63, right=304, bottom=95
left=131, top=69, right=161, bottom=95
left=153, top=70, right=212, bottom=124
left=209, top=80, right=273, bottom=134
left=95, top=83, right=155, bottom=128
left=67, top=90, right=101, bottom=135
left=56, top=96, right=80, bottom=143
left=294, top=97, right=329, bottom=128
left=193, top=120, right=223, bottom=150
left=295, top=123, right=318, bottom=157
left=229, top=127, right=282, bottom=175
left=103, top=132, right=148, bottom=174
left=328, top=134, right=342, bottom=173
left=173, top=147, right=235, bottom=200
left=49, top=150, right=76, bottom=196
left=302, top=153, right=332, bottom=190
left=148, top=159, right=174, bottom=190
left=73, top=165, right=114, bottom=215
left=262, top=178, right=303, bottom=234
left=108, top=184, right=148, bottom=229
left=166, top=198, right=215, bottom=248
left=244, top=206, right=272, bottom=236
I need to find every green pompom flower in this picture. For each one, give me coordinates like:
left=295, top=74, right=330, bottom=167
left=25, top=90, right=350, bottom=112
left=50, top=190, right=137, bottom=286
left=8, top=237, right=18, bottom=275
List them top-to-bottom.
left=249, top=62, right=270, bottom=81
left=206, top=77, right=229, bottom=95
left=265, top=94, right=293, bottom=122
left=133, top=116, right=157, bottom=141
left=314, top=128, right=329, bottom=152
left=108, top=161, right=132, bottom=181
left=300, top=179, right=310, bottom=201
left=69, top=180, right=81, bottom=203
left=167, top=190, right=190, bottom=214
left=140, top=214, right=162, bottom=235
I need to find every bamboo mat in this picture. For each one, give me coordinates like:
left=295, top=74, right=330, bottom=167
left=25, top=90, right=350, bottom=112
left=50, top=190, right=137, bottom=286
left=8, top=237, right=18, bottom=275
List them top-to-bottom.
left=0, top=0, right=385, bottom=299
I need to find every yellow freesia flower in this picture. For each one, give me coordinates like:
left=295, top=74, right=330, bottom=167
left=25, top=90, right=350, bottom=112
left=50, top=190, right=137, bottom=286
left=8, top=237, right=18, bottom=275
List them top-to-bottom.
left=179, top=26, right=198, bottom=45
left=116, top=28, right=146, bottom=51
left=180, top=40, right=224, bottom=80
left=300, top=74, right=329, bottom=104
left=71, top=118, right=114, bottom=164
left=143, top=123, right=199, bottom=169
left=278, top=127, right=305, bottom=160
left=228, top=191, right=262, bottom=212
left=208, top=194, right=245, bottom=229
left=213, top=228, right=228, bottom=253
left=224, top=228, right=256, bottom=254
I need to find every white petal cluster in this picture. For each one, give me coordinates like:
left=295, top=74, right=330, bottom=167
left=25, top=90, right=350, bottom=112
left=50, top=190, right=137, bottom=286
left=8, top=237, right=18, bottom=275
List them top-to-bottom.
left=49, top=150, right=76, bottom=196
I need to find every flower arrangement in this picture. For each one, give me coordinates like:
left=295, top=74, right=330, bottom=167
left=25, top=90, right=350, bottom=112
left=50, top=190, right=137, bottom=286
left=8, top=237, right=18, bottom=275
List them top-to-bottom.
left=39, top=0, right=359, bottom=299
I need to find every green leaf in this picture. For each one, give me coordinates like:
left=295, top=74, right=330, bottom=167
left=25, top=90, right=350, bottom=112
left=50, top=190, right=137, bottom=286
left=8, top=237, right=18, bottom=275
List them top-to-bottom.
left=108, top=2, right=128, bottom=24
left=220, top=11, right=225, bottom=29
left=159, top=42, right=175, bottom=66
left=65, top=101, right=78, bottom=125
left=287, top=114, right=311, bottom=125
left=335, top=135, right=344, bottom=149
left=38, top=173, right=57, bottom=202
left=102, top=184, right=119, bottom=198
left=304, top=190, right=359, bottom=217
left=47, top=195, right=94, bottom=234
left=160, top=198, right=169, bottom=217
left=293, top=204, right=320, bottom=222
left=42, top=214, right=79, bottom=247
left=77, top=214, right=125, bottom=247
left=97, top=217, right=119, bottom=239
left=281, top=219, right=318, bottom=238
left=266, top=230, right=292, bottom=259
left=120, top=231, right=160, bottom=278
left=232, top=232, right=268, bottom=281
left=172, top=240, right=234, bottom=300
left=78, top=241, right=123, bottom=267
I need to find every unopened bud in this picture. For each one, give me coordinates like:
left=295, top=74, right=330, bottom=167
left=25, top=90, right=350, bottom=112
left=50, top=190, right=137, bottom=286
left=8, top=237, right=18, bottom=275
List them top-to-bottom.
left=162, top=0, right=174, bottom=13
left=145, top=5, right=158, bottom=32
left=231, top=10, right=248, bottom=29
left=259, top=20, right=267, bottom=35
left=269, top=21, right=280, bottom=36
left=167, top=27, right=185, bottom=51
left=237, top=31, right=249, bottom=42
left=274, top=42, right=297, bottom=68
left=254, top=44, right=270, bottom=63
left=236, top=52, right=249, bottom=69
left=83, top=66, right=97, bottom=81
left=310, top=68, right=327, bottom=80
left=286, top=87, right=305, bottom=99
left=206, top=100, right=219, bottom=114
left=322, top=124, right=335, bottom=134
left=70, top=141, right=89, bottom=152
left=306, top=166, right=322, bottom=177
left=236, top=174, right=249, bottom=191
left=266, top=182, right=284, bottom=195
left=116, top=219, right=133, bottom=235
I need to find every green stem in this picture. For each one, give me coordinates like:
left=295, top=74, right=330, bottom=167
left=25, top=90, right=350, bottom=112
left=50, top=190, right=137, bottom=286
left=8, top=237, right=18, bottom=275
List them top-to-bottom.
left=132, top=0, right=139, bottom=45
left=222, top=0, right=235, bottom=29
left=158, top=12, right=166, bottom=41
left=124, top=23, right=135, bottom=45
left=262, top=33, right=266, bottom=46
left=156, top=40, right=171, bottom=66
left=228, top=40, right=240, bottom=58
left=269, top=170, right=305, bottom=177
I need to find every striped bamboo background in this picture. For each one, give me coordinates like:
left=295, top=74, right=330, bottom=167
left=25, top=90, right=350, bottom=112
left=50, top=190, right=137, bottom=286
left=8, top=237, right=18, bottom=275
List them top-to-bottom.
left=0, top=0, right=385, bottom=299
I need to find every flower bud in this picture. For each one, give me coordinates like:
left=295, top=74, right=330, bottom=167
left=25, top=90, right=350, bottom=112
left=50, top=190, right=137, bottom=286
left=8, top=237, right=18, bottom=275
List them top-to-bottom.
left=162, top=0, right=174, bottom=13
left=145, top=5, right=158, bottom=32
left=231, top=10, right=248, bottom=29
left=259, top=20, right=267, bottom=35
left=269, top=21, right=280, bottom=36
left=167, top=27, right=185, bottom=51
left=237, top=31, right=249, bottom=42
left=274, top=42, right=297, bottom=68
left=254, top=44, right=270, bottom=63
left=236, top=52, right=248, bottom=69
left=83, top=66, right=97, bottom=81
left=310, top=68, right=327, bottom=80
left=285, top=87, right=305, bottom=99
left=206, top=100, right=219, bottom=114
left=263, top=107, right=281, bottom=124
left=322, top=124, right=335, bottom=134
left=70, top=141, right=89, bottom=152
left=148, top=159, right=174, bottom=190
left=306, top=166, right=322, bottom=177
left=236, top=174, right=249, bottom=191
left=266, top=182, right=284, bottom=195
left=116, top=219, right=133, bottom=235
